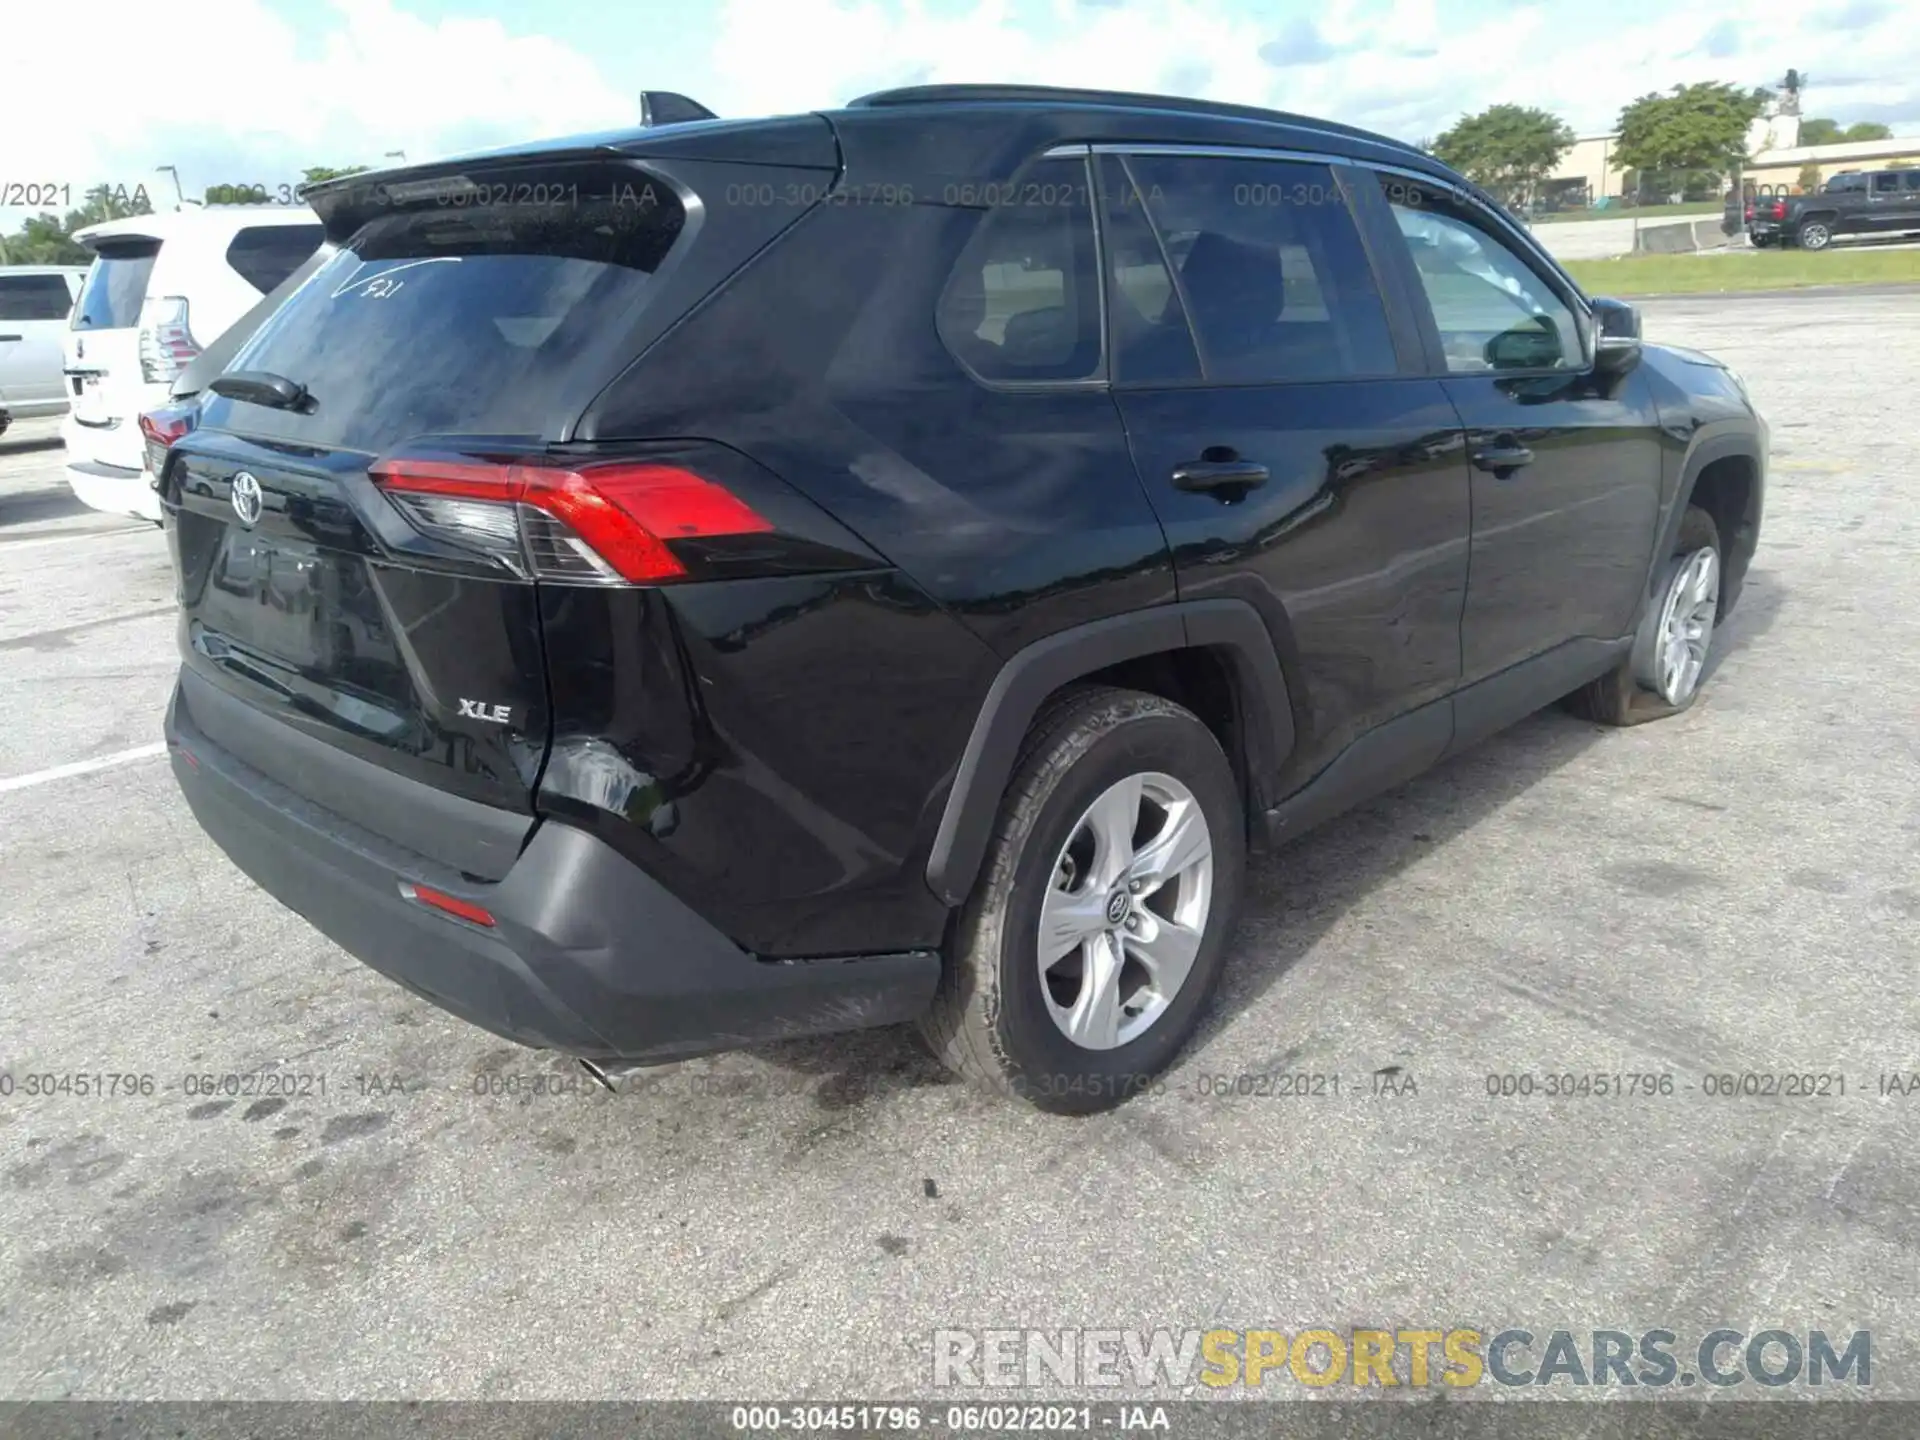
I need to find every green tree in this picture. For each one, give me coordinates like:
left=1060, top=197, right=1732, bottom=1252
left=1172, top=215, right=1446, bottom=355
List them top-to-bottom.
left=1615, top=82, right=1769, bottom=201
left=1429, top=104, right=1576, bottom=207
left=1797, top=117, right=1891, bottom=146
left=1798, top=162, right=1823, bottom=192
left=300, top=165, right=370, bottom=185
left=204, top=183, right=273, bottom=204
left=0, top=184, right=154, bottom=265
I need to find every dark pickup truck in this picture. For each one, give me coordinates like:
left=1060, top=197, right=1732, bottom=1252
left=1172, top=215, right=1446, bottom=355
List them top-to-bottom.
left=1745, top=167, right=1920, bottom=249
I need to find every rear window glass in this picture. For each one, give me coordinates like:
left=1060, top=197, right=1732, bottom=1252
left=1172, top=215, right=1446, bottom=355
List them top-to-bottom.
left=936, top=157, right=1103, bottom=383
left=221, top=164, right=687, bottom=449
left=225, top=224, right=325, bottom=294
left=72, top=242, right=159, bottom=329
left=0, top=273, right=75, bottom=321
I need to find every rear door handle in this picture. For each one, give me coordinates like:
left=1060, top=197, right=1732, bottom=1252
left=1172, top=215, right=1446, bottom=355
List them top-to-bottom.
left=1470, top=444, right=1534, bottom=476
left=1171, top=458, right=1270, bottom=493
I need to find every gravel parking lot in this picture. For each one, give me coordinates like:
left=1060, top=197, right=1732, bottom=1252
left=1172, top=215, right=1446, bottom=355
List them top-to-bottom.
left=3, top=289, right=1918, bottom=1403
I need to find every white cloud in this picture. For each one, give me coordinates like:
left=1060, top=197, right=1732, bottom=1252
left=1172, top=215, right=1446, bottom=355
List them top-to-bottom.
left=2, top=0, right=632, bottom=222
left=5, top=0, right=1918, bottom=233
left=705, top=0, right=1920, bottom=143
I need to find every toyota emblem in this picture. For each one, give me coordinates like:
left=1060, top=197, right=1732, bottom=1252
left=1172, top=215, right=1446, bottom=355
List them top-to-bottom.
left=230, top=471, right=263, bottom=527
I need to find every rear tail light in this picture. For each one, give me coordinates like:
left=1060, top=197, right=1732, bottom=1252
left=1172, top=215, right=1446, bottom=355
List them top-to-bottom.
left=1769, top=201, right=1786, bottom=220
left=1743, top=205, right=1754, bottom=221
left=139, top=296, right=201, bottom=383
left=138, top=403, right=196, bottom=481
left=370, top=451, right=773, bottom=584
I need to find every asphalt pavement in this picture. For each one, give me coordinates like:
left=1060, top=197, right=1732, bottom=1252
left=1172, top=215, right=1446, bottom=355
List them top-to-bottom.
left=2, top=289, right=1917, bottom=1402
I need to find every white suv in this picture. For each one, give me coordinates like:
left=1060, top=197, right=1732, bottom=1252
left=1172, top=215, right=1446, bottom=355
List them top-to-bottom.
left=62, top=207, right=323, bottom=520
left=0, top=267, right=87, bottom=431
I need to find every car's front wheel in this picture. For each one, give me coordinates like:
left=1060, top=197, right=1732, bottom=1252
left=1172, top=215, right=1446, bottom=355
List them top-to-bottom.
left=1565, top=506, right=1722, bottom=726
left=920, top=686, right=1245, bottom=1113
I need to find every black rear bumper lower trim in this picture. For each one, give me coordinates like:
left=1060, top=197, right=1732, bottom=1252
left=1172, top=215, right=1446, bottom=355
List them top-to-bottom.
left=165, top=681, right=941, bottom=1063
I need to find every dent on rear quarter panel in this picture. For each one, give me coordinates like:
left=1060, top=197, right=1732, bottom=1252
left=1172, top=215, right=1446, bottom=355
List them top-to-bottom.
left=535, top=571, right=998, bottom=959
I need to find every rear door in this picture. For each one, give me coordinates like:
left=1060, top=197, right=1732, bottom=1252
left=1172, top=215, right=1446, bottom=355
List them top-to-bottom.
left=1104, top=149, right=1471, bottom=781
left=162, top=154, right=828, bottom=853
left=1868, top=169, right=1911, bottom=232
left=1363, top=174, right=1662, bottom=700
left=66, top=236, right=160, bottom=470
left=0, top=272, right=77, bottom=408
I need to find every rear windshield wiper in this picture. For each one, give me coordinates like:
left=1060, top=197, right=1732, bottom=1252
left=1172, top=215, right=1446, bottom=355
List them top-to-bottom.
left=209, top=370, right=311, bottom=411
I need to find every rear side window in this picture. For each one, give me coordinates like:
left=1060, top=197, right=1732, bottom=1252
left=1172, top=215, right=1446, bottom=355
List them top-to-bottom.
left=1117, top=155, right=1397, bottom=384
left=936, top=157, right=1103, bottom=383
left=221, top=164, right=687, bottom=450
left=1872, top=172, right=1904, bottom=196
left=1905, top=172, right=1920, bottom=192
left=225, top=224, right=325, bottom=294
left=72, top=241, right=159, bottom=329
left=0, top=273, right=75, bottom=321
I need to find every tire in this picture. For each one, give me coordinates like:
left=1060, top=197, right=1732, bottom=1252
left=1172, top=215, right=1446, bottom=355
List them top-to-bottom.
left=1796, top=219, right=1833, bottom=251
left=1750, top=233, right=1772, bottom=249
left=1565, top=506, right=1722, bottom=727
left=919, top=686, right=1246, bottom=1114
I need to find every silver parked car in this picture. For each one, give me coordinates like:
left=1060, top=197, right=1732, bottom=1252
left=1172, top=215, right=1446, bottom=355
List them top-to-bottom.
left=0, top=266, right=87, bottom=433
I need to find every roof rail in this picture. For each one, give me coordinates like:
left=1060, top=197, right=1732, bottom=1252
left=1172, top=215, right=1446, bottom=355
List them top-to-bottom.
left=845, top=83, right=1424, bottom=156
left=639, top=91, right=718, bottom=128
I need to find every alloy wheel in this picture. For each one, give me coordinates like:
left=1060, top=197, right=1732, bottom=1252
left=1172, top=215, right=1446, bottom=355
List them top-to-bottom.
left=1638, top=546, right=1719, bottom=706
left=1036, top=771, right=1214, bottom=1051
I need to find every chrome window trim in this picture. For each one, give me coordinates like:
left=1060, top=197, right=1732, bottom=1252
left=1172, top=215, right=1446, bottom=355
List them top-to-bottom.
left=1068, top=141, right=1593, bottom=330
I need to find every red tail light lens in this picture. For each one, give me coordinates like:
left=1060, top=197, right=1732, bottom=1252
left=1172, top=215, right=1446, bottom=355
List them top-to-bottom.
left=1770, top=202, right=1786, bottom=220
left=139, top=297, right=201, bottom=384
left=138, top=404, right=196, bottom=480
left=370, top=452, right=773, bottom=584
left=401, top=882, right=496, bottom=928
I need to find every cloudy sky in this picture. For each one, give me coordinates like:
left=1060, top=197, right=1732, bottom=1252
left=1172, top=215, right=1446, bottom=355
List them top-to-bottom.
left=5, top=0, right=1918, bottom=224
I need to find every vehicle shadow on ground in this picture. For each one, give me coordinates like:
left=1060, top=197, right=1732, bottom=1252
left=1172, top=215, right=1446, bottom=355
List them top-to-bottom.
left=0, top=434, right=65, bottom=458
left=0, top=484, right=94, bottom=529
left=745, top=573, right=1786, bottom=1107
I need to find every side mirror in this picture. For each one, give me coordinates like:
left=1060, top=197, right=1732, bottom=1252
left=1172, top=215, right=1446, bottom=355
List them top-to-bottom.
left=1591, top=296, right=1642, bottom=376
left=1484, top=315, right=1565, bottom=369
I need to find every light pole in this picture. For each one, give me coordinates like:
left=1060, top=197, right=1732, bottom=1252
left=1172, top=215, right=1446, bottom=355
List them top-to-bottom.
left=385, top=150, right=407, bottom=164
left=157, top=165, right=186, bottom=211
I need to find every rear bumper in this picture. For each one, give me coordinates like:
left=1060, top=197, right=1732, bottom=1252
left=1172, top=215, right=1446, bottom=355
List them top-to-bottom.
left=65, top=458, right=161, bottom=522
left=164, top=681, right=941, bottom=1063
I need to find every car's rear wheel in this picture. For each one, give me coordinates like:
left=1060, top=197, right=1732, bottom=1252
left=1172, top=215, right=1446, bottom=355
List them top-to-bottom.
left=1796, top=219, right=1833, bottom=251
left=1565, top=506, right=1722, bottom=726
left=920, top=686, right=1244, bottom=1113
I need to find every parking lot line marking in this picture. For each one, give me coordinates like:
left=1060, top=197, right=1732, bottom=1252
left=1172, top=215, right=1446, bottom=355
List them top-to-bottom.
left=0, top=742, right=167, bottom=795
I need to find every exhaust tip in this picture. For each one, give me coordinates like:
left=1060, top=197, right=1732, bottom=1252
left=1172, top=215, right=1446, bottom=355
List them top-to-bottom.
left=578, top=1057, right=653, bottom=1093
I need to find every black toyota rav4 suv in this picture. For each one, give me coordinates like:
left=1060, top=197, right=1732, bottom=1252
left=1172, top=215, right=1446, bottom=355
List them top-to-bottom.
left=157, top=85, right=1766, bottom=1112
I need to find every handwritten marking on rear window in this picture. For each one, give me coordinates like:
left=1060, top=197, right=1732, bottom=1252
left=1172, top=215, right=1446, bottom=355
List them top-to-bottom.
left=331, top=257, right=461, bottom=300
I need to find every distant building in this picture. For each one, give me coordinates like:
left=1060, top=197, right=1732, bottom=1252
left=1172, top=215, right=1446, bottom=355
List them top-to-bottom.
left=1543, top=123, right=1920, bottom=206
left=1545, top=134, right=1628, bottom=206
left=1740, top=134, right=1920, bottom=190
